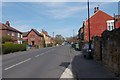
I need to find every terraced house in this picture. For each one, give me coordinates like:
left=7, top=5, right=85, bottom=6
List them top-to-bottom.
left=0, top=21, right=23, bottom=44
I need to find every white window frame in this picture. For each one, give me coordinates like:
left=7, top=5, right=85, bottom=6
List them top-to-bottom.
left=107, top=20, right=115, bottom=31
left=11, top=33, right=15, bottom=36
left=18, top=33, right=20, bottom=37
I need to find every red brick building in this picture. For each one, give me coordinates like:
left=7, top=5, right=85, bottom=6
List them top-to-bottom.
left=80, top=7, right=116, bottom=42
left=115, top=15, right=120, bottom=28
left=0, top=21, right=23, bottom=44
left=26, top=29, right=43, bottom=48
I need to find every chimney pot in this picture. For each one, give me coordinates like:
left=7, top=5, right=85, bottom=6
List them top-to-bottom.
left=94, top=7, right=99, bottom=13
left=6, top=21, right=10, bottom=27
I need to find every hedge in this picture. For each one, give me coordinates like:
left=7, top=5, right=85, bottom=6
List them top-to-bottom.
left=2, top=42, right=26, bottom=54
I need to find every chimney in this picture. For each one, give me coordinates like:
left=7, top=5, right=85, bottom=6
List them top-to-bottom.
left=94, top=6, right=99, bottom=13
left=5, top=21, right=10, bottom=27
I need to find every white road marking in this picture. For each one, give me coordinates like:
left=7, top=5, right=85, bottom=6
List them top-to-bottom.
left=35, top=49, right=55, bottom=58
left=46, top=49, right=55, bottom=53
left=40, top=53, right=44, bottom=55
left=35, top=55, right=40, bottom=57
left=4, top=58, right=31, bottom=70
left=60, top=64, right=73, bottom=78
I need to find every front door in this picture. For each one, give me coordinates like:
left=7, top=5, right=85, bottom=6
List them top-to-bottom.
left=32, top=41, right=34, bottom=46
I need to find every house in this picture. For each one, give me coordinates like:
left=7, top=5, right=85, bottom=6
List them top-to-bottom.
left=79, top=7, right=117, bottom=42
left=0, top=21, right=23, bottom=44
left=78, top=22, right=85, bottom=41
left=26, top=29, right=43, bottom=48
left=41, top=29, right=53, bottom=47
left=22, top=31, right=29, bottom=43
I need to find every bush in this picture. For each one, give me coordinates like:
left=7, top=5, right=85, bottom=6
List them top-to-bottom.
left=2, top=36, right=14, bottom=43
left=2, top=42, right=26, bottom=54
left=47, top=44, right=52, bottom=47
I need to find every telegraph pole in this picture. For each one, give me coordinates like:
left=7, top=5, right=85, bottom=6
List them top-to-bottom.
left=88, top=0, right=92, bottom=58
left=114, top=13, right=116, bottom=29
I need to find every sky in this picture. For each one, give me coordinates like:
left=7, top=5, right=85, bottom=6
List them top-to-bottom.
left=1, top=1, right=119, bottom=38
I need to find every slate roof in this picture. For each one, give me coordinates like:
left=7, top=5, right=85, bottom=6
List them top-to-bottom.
left=0, top=22, right=22, bottom=34
left=27, top=29, right=43, bottom=37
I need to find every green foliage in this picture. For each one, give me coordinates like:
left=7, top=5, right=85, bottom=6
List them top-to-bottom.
left=55, top=35, right=64, bottom=45
left=2, top=36, right=14, bottom=43
left=43, top=38, right=46, bottom=48
left=2, top=42, right=26, bottom=54
left=47, top=44, right=52, bottom=47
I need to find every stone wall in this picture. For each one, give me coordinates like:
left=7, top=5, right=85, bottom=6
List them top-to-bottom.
left=93, top=28, right=120, bottom=76
left=93, top=36, right=102, bottom=60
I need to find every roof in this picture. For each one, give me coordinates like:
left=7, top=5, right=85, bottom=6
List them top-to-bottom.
left=85, top=10, right=113, bottom=22
left=0, top=22, right=22, bottom=34
left=27, top=29, right=43, bottom=37
left=41, top=29, right=48, bottom=36
left=22, top=32, right=29, bottom=37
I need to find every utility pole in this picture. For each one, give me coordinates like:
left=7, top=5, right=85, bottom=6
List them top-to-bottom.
left=87, top=0, right=92, bottom=58
left=114, top=13, right=116, bottom=29
left=73, top=29, right=74, bottom=43
left=53, top=32, right=55, bottom=46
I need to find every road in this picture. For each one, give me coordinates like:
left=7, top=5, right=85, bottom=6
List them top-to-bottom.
left=2, top=45, right=76, bottom=78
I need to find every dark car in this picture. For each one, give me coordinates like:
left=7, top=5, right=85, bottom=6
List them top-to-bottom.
left=82, top=43, right=94, bottom=59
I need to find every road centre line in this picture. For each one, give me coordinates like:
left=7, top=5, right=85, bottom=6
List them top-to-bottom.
left=4, top=49, right=55, bottom=70
left=35, top=49, right=54, bottom=57
left=40, top=53, right=44, bottom=55
left=35, top=55, right=40, bottom=57
left=4, top=58, right=31, bottom=70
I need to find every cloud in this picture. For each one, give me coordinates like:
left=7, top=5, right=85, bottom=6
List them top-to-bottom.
left=2, top=0, right=119, bottom=2
left=35, top=2, right=112, bottom=19
left=38, top=3, right=87, bottom=19
left=10, top=20, right=36, bottom=32
left=12, top=24, right=32, bottom=32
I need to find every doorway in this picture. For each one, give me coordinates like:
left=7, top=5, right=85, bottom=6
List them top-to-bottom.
left=32, top=41, right=35, bottom=46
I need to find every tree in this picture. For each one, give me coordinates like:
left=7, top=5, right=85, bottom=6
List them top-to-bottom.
left=55, top=35, right=64, bottom=45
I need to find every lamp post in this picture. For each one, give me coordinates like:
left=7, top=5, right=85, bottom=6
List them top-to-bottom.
left=87, top=0, right=92, bottom=58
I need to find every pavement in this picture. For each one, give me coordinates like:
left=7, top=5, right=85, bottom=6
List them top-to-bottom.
left=71, top=49, right=120, bottom=80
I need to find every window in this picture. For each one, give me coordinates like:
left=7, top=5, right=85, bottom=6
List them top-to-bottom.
left=107, top=20, right=114, bottom=31
left=7, top=33, right=10, bottom=35
left=12, top=33, right=15, bottom=36
left=18, top=33, right=20, bottom=37
left=21, top=35, right=23, bottom=38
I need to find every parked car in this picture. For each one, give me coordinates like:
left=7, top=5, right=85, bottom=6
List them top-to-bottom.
left=75, top=43, right=79, bottom=50
left=82, top=43, right=94, bottom=59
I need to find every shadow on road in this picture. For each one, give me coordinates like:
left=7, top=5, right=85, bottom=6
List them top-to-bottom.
left=59, top=62, right=70, bottom=68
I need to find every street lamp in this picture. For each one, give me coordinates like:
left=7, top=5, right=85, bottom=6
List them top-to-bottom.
left=87, top=0, right=92, bottom=58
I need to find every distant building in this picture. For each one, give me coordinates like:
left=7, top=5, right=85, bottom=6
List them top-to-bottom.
left=78, top=7, right=117, bottom=42
left=0, top=21, right=23, bottom=44
left=26, top=29, right=43, bottom=48
left=41, top=29, right=53, bottom=47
